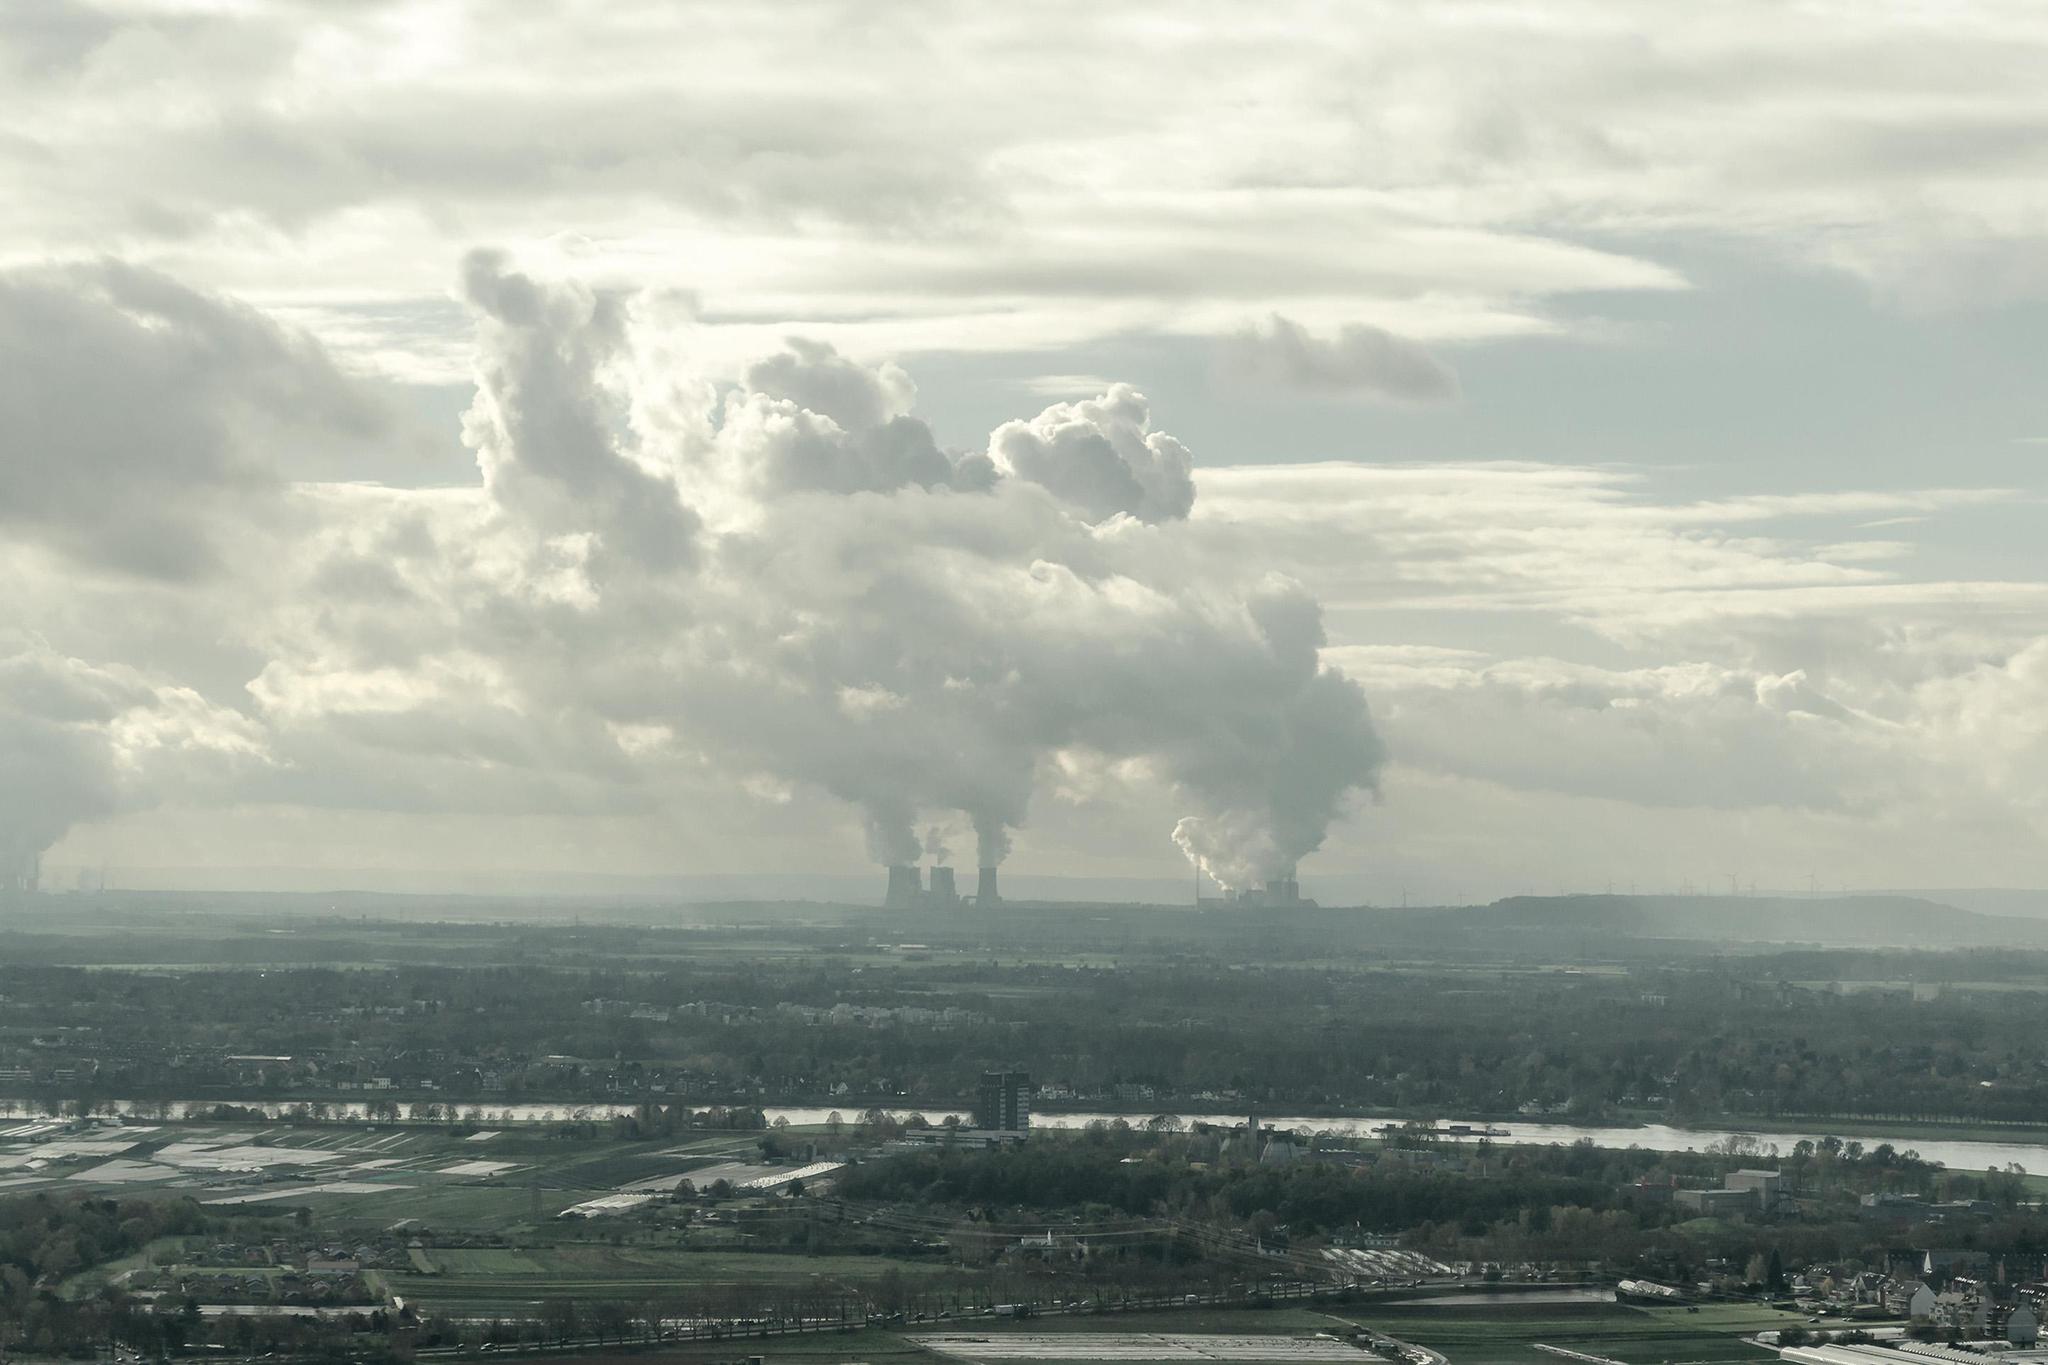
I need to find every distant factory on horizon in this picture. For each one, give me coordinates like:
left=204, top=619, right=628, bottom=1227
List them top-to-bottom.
left=0, top=851, right=38, bottom=909
left=879, top=861, right=1316, bottom=909
left=884, top=863, right=1000, bottom=909
left=1195, top=866, right=1314, bottom=910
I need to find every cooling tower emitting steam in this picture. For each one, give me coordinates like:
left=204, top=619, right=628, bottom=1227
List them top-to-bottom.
left=446, top=251, right=1386, bottom=893
left=2, top=252, right=1385, bottom=901
left=0, top=643, right=130, bottom=903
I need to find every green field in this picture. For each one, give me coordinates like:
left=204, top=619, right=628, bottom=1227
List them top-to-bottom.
left=255, top=1179, right=544, bottom=1231
left=56, top=1235, right=201, bottom=1301
left=389, top=1245, right=964, bottom=1313
left=939, top=1300, right=1785, bottom=1365
left=1336, top=1300, right=1802, bottom=1365
left=969, top=1306, right=1348, bottom=1336
left=528, top=1331, right=933, bottom=1364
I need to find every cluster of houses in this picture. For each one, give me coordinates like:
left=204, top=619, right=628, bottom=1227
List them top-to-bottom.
left=774, top=1001, right=988, bottom=1029
left=119, top=1241, right=394, bottom=1310
left=1795, top=1254, right=2048, bottom=1344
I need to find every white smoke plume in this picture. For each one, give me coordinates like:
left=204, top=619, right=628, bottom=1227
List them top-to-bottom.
left=461, top=250, right=701, bottom=574
left=4, top=251, right=1384, bottom=896
left=413, top=251, right=1385, bottom=888
left=0, top=260, right=387, bottom=894
left=1167, top=579, right=1389, bottom=888
left=0, top=636, right=267, bottom=896
left=0, top=653, right=121, bottom=894
left=973, top=812, right=1013, bottom=870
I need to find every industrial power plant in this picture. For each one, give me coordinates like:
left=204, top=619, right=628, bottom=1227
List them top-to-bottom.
left=0, top=850, right=37, bottom=910
left=879, top=861, right=1314, bottom=909
left=885, top=863, right=1000, bottom=909
left=1195, top=866, right=1314, bottom=909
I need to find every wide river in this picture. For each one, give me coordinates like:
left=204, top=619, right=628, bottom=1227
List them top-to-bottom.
left=7, top=1098, right=2046, bottom=1172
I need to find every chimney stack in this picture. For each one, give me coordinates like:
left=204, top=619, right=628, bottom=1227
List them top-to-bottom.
left=885, top=864, right=923, bottom=908
left=976, top=865, right=1000, bottom=906
left=928, top=866, right=958, bottom=905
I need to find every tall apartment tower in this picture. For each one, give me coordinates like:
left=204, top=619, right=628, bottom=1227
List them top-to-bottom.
left=974, top=1070, right=1032, bottom=1133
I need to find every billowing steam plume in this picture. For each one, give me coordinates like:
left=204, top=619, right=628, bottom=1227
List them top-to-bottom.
left=421, top=252, right=1386, bottom=891
left=10, top=254, right=1378, bottom=895
left=0, top=264, right=348, bottom=897
left=0, top=637, right=271, bottom=900
left=0, top=642, right=196, bottom=899
left=0, top=645, right=119, bottom=899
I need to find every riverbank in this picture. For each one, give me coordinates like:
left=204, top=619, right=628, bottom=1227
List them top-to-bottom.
left=20, top=1093, right=2046, bottom=1149
left=12, top=1097, right=2048, bottom=1171
left=1038, top=1106, right=2048, bottom=1155
left=1632, top=1112, right=2048, bottom=1148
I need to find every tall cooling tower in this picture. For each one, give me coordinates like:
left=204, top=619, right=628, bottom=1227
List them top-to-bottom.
left=885, top=864, right=923, bottom=908
left=976, top=865, right=1000, bottom=906
left=928, top=866, right=958, bottom=904
left=1262, top=868, right=1300, bottom=907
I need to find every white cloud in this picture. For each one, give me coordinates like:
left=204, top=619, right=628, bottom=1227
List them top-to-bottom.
left=11, top=1, right=2046, bottom=373
left=13, top=2, right=2048, bottom=899
left=12, top=250, right=2047, bottom=896
left=0, top=260, right=392, bottom=577
left=1220, top=314, right=1458, bottom=403
left=1015, top=374, right=1121, bottom=398
left=989, top=385, right=1195, bottom=524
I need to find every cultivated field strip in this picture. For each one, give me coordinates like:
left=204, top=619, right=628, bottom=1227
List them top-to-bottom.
left=913, top=1333, right=1377, bottom=1362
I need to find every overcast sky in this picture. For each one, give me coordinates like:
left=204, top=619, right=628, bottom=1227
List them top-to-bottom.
left=5, top=0, right=2048, bottom=904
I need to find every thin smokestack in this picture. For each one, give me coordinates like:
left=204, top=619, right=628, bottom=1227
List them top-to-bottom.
left=976, top=865, right=999, bottom=906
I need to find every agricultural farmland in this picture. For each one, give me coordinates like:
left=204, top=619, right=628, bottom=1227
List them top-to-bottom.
left=384, top=1244, right=969, bottom=1317
left=1335, top=1299, right=1807, bottom=1365
left=914, top=1330, right=1376, bottom=1362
